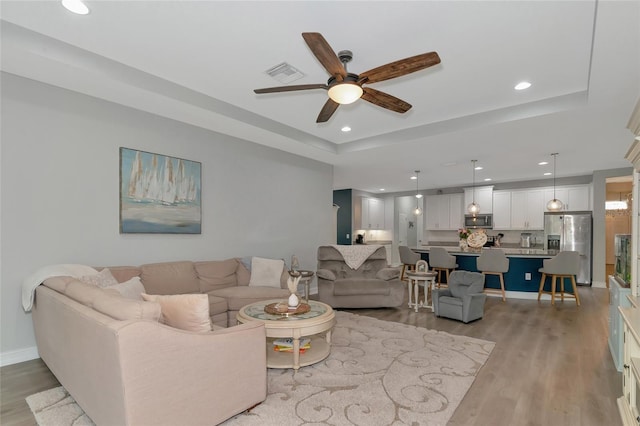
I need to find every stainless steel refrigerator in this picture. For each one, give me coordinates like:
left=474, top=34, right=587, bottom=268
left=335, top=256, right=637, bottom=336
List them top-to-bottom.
left=543, top=211, right=592, bottom=285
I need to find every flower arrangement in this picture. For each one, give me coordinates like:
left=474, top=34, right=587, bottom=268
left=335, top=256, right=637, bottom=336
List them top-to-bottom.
left=458, top=228, right=470, bottom=239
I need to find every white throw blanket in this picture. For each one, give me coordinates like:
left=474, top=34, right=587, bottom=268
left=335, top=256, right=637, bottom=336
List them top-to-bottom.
left=330, top=244, right=382, bottom=270
left=22, top=264, right=98, bottom=312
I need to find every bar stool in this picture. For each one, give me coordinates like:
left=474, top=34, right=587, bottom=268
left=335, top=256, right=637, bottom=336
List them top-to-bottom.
left=399, top=246, right=421, bottom=281
left=429, top=247, right=458, bottom=287
left=476, top=248, right=509, bottom=302
left=537, top=251, right=581, bottom=306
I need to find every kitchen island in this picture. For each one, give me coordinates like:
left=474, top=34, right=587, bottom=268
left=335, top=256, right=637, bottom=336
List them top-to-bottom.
left=414, top=246, right=556, bottom=297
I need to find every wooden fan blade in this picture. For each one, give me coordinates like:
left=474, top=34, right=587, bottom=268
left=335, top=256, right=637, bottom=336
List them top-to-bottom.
left=302, top=33, right=347, bottom=78
left=359, top=52, right=441, bottom=84
left=254, top=84, right=327, bottom=94
left=361, top=87, right=412, bottom=113
left=316, top=99, right=340, bottom=123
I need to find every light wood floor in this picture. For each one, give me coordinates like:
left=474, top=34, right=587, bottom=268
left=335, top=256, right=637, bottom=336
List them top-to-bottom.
left=1, top=287, right=621, bottom=426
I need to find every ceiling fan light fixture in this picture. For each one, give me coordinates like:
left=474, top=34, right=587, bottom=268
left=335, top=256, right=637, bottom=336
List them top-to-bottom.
left=328, top=83, right=363, bottom=105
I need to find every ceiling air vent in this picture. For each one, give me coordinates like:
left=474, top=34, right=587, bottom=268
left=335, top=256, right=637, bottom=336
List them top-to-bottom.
left=265, top=62, right=305, bottom=84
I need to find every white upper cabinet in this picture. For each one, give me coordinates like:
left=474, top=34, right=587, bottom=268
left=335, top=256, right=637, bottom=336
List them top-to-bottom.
left=543, top=185, right=591, bottom=211
left=464, top=186, right=493, bottom=214
left=511, top=189, right=545, bottom=230
left=492, top=191, right=512, bottom=229
left=449, top=193, right=464, bottom=230
left=425, top=194, right=463, bottom=230
left=356, top=197, right=385, bottom=230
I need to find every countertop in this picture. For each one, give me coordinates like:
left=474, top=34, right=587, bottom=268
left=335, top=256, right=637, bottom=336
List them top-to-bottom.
left=355, top=240, right=392, bottom=245
left=413, top=245, right=554, bottom=258
left=619, top=306, right=640, bottom=344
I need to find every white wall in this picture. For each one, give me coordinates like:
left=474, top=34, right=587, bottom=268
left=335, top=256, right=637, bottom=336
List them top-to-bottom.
left=0, top=73, right=333, bottom=364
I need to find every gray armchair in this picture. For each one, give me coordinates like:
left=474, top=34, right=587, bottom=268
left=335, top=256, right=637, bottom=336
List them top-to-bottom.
left=317, top=246, right=404, bottom=308
left=432, top=270, right=486, bottom=323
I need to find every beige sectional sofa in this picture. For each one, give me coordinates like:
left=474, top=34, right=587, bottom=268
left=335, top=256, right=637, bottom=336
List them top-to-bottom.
left=31, top=257, right=292, bottom=426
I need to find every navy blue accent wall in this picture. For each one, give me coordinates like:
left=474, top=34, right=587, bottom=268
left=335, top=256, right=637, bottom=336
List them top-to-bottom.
left=333, top=189, right=352, bottom=245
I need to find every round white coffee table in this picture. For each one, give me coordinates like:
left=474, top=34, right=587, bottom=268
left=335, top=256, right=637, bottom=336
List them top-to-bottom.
left=236, top=299, right=335, bottom=370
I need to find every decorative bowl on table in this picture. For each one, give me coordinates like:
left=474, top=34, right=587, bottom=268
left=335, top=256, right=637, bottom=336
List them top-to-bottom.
left=264, top=302, right=311, bottom=316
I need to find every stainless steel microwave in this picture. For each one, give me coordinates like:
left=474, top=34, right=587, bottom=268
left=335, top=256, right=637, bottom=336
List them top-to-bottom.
left=464, top=214, right=493, bottom=228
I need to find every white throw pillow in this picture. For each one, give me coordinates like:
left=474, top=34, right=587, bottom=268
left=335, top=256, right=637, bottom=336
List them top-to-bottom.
left=248, top=257, right=284, bottom=288
left=79, top=268, right=119, bottom=288
left=107, top=276, right=145, bottom=301
left=141, top=293, right=211, bottom=332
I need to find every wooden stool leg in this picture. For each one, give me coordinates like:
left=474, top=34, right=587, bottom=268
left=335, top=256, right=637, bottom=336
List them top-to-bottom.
left=401, top=264, right=407, bottom=281
left=499, top=273, right=506, bottom=302
left=537, top=273, right=546, bottom=301
left=551, top=275, right=557, bottom=305
left=572, top=275, right=580, bottom=306
left=560, top=276, right=565, bottom=302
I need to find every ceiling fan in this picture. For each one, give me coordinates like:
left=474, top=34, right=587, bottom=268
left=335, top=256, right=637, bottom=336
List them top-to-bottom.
left=254, top=32, right=441, bottom=123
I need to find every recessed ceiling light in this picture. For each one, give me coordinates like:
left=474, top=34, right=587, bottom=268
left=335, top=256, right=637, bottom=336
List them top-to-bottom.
left=61, top=0, right=89, bottom=14
left=515, top=81, right=532, bottom=91
left=341, top=126, right=351, bottom=132
left=538, top=161, right=549, bottom=165
left=474, top=166, right=483, bottom=170
left=544, top=172, right=552, bottom=176
left=410, top=176, right=417, bottom=180
left=484, top=178, right=492, bottom=181
left=379, top=188, right=385, bottom=191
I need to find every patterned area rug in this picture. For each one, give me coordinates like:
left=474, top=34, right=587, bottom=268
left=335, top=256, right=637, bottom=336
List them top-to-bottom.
left=27, top=312, right=494, bottom=426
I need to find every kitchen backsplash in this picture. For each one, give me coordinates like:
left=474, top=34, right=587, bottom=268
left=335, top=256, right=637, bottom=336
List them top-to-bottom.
left=354, top=229, right=393, bottom=243
left=424, top=229, right=545, bottom=247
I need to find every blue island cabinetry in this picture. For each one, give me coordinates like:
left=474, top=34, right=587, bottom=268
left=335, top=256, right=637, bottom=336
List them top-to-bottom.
left=415, top=248, right=555, bottom=295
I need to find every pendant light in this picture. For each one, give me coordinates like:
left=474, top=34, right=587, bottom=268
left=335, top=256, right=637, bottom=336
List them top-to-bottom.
left=546, top=153, right=564, bottom=211
left=467, top=160, right=481, bottom=215
left=414, top=170, right=423, bottom=215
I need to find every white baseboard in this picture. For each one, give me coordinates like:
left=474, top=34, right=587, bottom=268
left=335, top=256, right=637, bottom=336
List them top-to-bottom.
left=1, top=346, right=39, bottom=367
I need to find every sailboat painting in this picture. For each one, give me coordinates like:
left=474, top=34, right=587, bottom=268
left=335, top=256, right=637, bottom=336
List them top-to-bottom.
left=120, top=147, right=201, bottom=234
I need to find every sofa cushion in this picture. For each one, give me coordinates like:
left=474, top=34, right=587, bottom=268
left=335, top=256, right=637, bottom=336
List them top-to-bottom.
left=249, top=257, right=284, bottom=288
left=195, top=259, right=240, bottom=293
left=140, top=261, right=200, bottom=295
left=236, top=261, right=251, bottom=286
left=104, top=266, right=141, bottom=283
left=79, top=268, right=119, bottom=288
left=376, top=268, right=400, bottom=281
left=106, top=277, right=145, bottom=301
left=44, top=278, right=161, bottom=321
left=333, top=279, right=391, bottom=296
left=210, top=286, right=289, bottom=311
left=141, top=293, right=211, bottom=332
left=207, top=294, right=228, bottom=316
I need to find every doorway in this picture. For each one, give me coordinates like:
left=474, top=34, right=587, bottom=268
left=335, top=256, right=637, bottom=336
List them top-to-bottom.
left=394, top=196, right=423, bottom=265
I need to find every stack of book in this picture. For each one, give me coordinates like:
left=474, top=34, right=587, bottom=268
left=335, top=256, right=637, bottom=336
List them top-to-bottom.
left=273, top=337, right=311, bottom=353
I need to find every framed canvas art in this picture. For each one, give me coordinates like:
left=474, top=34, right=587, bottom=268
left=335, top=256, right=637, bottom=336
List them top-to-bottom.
left=119, top=147, right=201, bottom=234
